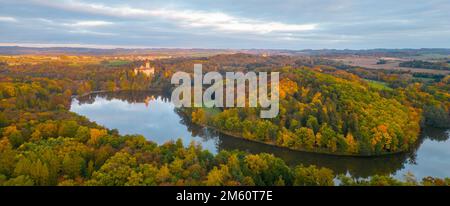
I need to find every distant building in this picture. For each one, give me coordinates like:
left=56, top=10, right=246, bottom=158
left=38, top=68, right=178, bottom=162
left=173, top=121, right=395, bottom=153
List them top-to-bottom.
left=134, top=61, right=155, bottom=76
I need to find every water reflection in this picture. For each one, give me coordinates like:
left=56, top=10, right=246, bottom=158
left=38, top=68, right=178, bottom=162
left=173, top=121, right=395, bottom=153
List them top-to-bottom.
left=71, top=91, right=450, bottom=179
left=72, top=91, right=218, bottom=152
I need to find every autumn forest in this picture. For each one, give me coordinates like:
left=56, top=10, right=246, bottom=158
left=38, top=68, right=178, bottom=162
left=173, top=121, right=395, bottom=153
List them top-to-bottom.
left=0, top=52, right=449, bottom=186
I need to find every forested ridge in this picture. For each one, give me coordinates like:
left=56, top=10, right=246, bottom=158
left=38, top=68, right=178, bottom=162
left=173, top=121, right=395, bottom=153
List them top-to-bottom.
left=0, top=55, right=449, bottom=186
left=399, top=60, right=450, bottom=71
left=187, top=66, right=448, bottom=155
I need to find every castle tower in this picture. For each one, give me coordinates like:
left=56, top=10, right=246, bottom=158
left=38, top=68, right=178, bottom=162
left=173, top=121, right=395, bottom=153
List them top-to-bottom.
left=134, top=61, right=155, bottom=77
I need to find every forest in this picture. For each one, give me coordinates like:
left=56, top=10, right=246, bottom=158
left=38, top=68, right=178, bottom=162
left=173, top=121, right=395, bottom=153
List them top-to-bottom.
left=0, top=54, right=449, bottom=186
left=176, top=57, right=449, bottom=155
left=399, top=60, right=450, bottom=71
left=188, top=68, right=421, bottom=155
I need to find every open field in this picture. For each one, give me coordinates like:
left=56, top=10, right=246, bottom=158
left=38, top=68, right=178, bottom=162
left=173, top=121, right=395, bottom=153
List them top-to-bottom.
left=332, top=56, right=450, bottom=75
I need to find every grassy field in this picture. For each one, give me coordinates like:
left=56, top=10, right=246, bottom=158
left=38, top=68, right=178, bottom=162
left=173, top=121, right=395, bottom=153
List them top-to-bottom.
left=102, top=60, right=132, bottom=67
left=364, top=79, right=393, bottom=91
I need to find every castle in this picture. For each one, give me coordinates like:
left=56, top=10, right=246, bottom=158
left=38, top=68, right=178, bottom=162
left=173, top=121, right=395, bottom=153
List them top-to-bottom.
left=134, top=61, right=155, bottom=77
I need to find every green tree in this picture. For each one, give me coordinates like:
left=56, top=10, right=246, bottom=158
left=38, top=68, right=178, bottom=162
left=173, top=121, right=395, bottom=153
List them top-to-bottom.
left=0, top=112, right=8, bottom=128
left=306, top=115, right=319, bottom=133
left=58, top=121, right=79, bottom=137
left=319, top=124, right=337, bottom=152
left=3, top=126, right=25, bottom=148
left=75, top=126, right=90, bottom=142
left=295, top=127, right=315, bottom=149
left=0, top=140, right=16, bottom=176
left=90, top=152, right=137, bottom=186
left=62, top=153, right=85, bottom=178
left=30, top=159, right=50, bottom=186
left=205, top=165, right=230, bottom=186
left=293, top=165, right=334, bottom=186
left=2, top=175, right=34, bottom=186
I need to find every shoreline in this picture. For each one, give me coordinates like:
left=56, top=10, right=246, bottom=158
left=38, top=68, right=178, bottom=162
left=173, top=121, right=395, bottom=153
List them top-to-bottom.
left=73, top=87, right=165, bottom=99
left=72, top=90, right=414, bottom=158
left=196, top=122, right=407, bottom=158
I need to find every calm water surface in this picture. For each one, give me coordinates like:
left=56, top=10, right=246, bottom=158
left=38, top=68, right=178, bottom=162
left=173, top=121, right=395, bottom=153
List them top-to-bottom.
left=70, top=91, right=450, bottom=179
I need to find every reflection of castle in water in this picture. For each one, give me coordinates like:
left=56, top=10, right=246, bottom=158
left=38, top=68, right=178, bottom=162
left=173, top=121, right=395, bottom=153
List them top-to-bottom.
left=77, top=90, right=171, bottom=106
left=144, top=95, right=156, bottom=107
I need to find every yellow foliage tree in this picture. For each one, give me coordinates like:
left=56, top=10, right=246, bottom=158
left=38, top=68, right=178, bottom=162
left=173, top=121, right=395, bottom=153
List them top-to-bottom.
left=279, top=78, right=298, bottom=99
left=191, top=109, right=206, bottom=125
left=88, top=128, right=107, bottom=145
left=345, top=132, right=357, bottom=153
left=244, top=154, right=268, bottom=174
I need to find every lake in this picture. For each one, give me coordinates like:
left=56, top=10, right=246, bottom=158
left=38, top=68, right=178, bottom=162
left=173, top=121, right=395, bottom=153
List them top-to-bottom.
left=70, top=91, right=450, bottom=180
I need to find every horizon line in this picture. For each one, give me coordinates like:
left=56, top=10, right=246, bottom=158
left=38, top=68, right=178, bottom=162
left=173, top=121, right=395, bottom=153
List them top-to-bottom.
left=1, top=43, right=450, bottom=51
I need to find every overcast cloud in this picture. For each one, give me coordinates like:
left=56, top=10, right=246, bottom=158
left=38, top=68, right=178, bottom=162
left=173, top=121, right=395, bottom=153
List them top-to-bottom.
left=0, top=0, right=449, bottom=49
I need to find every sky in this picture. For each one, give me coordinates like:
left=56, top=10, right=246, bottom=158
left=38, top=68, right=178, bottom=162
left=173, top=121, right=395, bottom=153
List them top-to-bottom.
left=0, top=0, right=449, bottom=50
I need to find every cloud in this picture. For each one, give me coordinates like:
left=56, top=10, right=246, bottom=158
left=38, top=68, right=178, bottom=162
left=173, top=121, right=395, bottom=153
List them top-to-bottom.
left=1, top=0, right=449, bottom=49
left=29, top=0, right=317, bottom=34
left=156, top=9, right=317, bottom=34
left=0, top=16, right=17, bottom=22
left=26, top=18, right=116, bottom=36
left=31, top=18, right=114, bottom=29
left=61, top=20, right=115, bottom=35
left=64, top=20, right=113, bottom=27
left=68, top=29, right=116, bottom=36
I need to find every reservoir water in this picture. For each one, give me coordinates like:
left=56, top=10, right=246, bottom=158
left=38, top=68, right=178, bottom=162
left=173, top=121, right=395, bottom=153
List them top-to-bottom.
left=70, top=91, right=450, bottom=180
